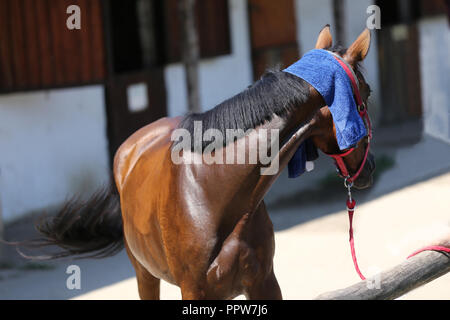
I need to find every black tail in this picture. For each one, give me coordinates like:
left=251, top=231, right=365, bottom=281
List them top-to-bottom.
left=17, top=183, right=124, bottom=260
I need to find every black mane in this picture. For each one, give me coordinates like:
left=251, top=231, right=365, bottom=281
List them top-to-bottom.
left=177, top=46, right=366, bottom=152
left=178, top=70, right=310, bottom=150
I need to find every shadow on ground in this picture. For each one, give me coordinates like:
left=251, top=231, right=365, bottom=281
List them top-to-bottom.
left=0, top=211, right=136, bottom=299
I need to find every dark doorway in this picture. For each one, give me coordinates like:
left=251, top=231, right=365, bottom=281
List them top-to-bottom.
left=102, top=0, right=167, bottom=159
left=376, top=0, right=423, bottom=125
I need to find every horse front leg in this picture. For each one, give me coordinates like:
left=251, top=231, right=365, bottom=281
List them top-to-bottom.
left=243, top=202, right=282, bottom=300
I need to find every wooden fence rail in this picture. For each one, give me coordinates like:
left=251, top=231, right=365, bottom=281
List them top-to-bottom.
left=316, top=245, right=450, bottom=300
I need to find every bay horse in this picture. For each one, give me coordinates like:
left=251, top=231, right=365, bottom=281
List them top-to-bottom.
left=27, top=26, right=375, bottom=299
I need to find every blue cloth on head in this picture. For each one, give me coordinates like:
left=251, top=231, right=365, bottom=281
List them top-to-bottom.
left=284, top=49, right=367, bottom=178
left=284, top=49, right=366, bottom=150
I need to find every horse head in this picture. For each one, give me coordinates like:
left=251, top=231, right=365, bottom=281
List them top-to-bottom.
left=309, top=26, right=375, bottom=190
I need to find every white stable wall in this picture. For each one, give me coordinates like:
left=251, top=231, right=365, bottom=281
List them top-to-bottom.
left=164, top=0, right=253, bottom=116
left=295, top=0, right=334, bottom=54
left=419, top=16, right=450, bottom=144
left=0, top=86, right=110, bottom=222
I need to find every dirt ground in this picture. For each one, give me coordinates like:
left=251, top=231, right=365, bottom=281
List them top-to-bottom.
left=72, top=172, right=450, bottom=300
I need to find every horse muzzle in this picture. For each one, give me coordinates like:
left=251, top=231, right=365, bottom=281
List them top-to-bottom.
left=352, top=152, right=376, bottom=190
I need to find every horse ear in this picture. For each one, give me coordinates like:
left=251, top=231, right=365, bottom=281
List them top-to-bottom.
left=315, top=25, right=333, bottom=49
left=345, top=29, right=371, bottom=64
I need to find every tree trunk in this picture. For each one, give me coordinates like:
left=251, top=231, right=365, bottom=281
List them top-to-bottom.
left=178, top=0, right=201, bottom=113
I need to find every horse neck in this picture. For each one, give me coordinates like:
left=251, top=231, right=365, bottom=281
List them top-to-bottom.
left=238, top=86, right=325, bottom=211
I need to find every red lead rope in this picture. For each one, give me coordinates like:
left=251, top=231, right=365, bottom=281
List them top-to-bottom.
left=347, top=196, right=450, bottom=281
left=347, top=197, right=366, bottom=280
left=407, top=246, right=450, bottom=259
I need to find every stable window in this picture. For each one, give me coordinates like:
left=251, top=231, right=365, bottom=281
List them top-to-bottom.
left=108, top=0, right=231, bottom=74
left=377, top=0, right=447, bottom=26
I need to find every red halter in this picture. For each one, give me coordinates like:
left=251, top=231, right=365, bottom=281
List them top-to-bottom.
left=325, top=55, right=372, bottom=186
left=328, top=109, right=372, bottom=186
